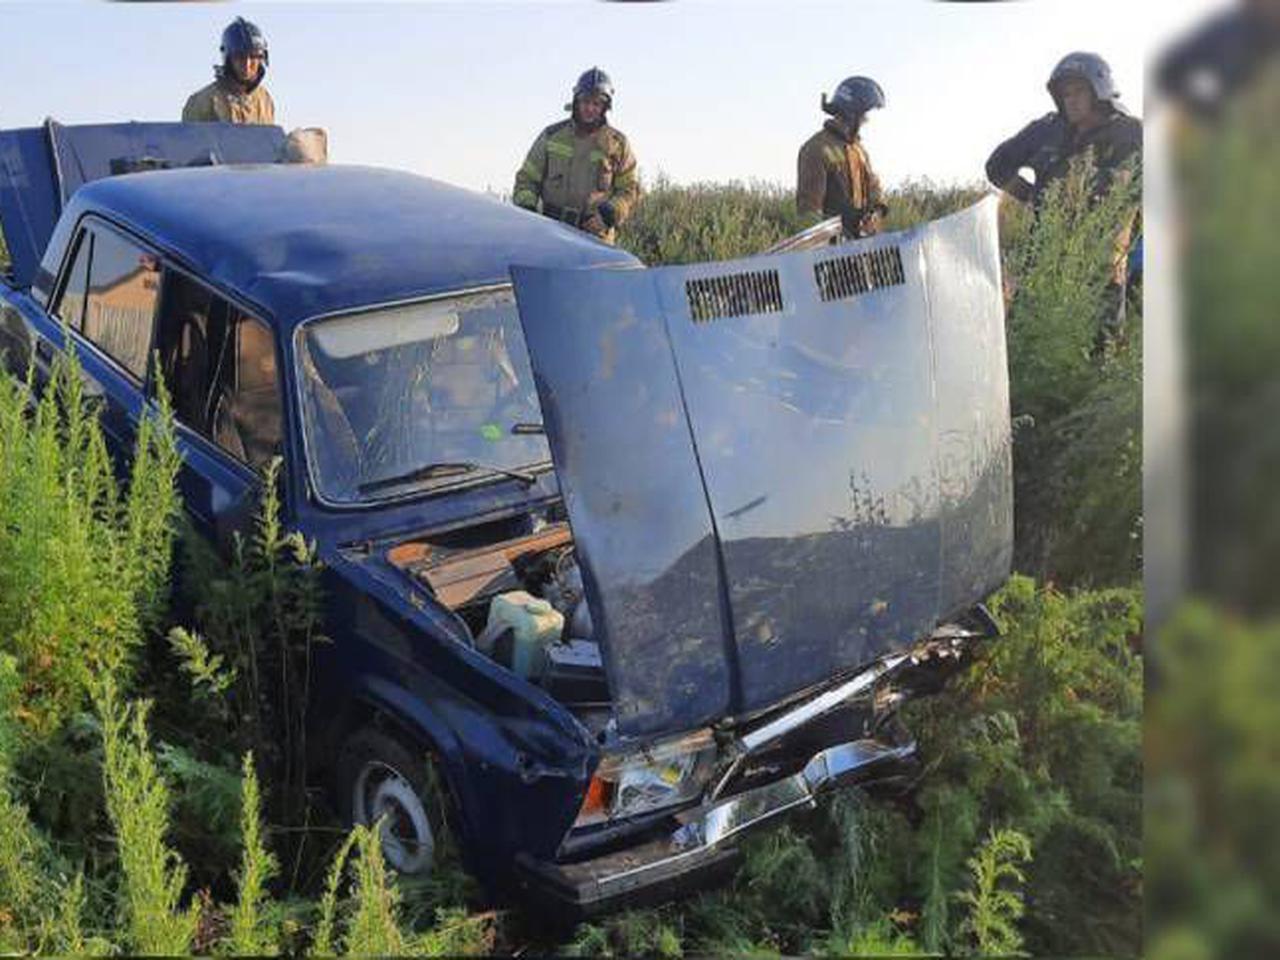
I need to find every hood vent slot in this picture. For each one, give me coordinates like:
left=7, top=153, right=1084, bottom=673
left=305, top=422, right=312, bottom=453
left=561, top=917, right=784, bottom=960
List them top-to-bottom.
left=814, top=245, right=905, bottom=302
left=686, top=269, right=784, bottom=323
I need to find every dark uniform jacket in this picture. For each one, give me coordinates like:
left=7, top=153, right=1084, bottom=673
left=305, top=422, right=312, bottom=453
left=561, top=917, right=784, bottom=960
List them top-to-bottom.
left=985, top=109, right=1141, bottom=205
left=512, top=119, right=639, bottom=245
left=796, top=120, right=884, bottom=229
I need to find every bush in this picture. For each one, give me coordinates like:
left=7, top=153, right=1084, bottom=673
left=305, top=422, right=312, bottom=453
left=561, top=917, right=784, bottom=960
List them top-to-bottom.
left=1004, top=156, right=1142, bottom=587
left=617, top=174, right=981, bottom=266
left=0, top=350, right=179, bottom=736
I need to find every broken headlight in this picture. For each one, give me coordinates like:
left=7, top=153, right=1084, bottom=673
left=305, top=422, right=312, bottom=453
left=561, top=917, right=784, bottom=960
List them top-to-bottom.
left=575, top=729, right=718, bottom=826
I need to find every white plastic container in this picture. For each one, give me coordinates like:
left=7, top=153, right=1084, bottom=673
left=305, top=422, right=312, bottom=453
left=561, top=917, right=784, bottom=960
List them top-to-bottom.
left=476, top=591, right=564, bottom=679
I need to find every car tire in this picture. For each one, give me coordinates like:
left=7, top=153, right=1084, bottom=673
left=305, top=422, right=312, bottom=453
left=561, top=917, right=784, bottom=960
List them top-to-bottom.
left=336, top=726, right=449, bottom=876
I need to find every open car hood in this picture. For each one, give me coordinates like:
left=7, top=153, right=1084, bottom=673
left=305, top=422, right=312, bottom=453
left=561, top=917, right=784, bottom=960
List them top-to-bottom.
left=512, top=198, right=1011, bottom=740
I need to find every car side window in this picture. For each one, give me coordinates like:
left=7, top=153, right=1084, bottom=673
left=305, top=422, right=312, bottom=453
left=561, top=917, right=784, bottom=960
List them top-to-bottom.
left=79, top=226, right=160, bottom=380
left=54, top=231, right=93, bottom=330
left=156, top=270, right=283, bottom=473
left=216, top=315, right=284, bottom=472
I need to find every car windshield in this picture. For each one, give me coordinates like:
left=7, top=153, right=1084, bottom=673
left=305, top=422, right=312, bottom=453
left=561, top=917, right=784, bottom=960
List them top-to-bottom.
left=296, top=288, right=550, bottom=504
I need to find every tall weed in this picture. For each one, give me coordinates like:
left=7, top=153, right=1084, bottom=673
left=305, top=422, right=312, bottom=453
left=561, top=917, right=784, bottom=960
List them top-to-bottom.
left=1005, top=156, right=1142, bottom=586
left=0, top=349, right=179, bottom=735
left=167, top=458, right=327, bottom=881
left=96, top=677, right=199, bottom=955
left=228, top=752, right=279, bottom=955
left=954, top=828, right=1033, bottom=957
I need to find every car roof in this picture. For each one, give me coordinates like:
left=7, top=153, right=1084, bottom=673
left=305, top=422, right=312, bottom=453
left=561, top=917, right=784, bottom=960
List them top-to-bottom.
left=61, top=164, right=638, bottom=328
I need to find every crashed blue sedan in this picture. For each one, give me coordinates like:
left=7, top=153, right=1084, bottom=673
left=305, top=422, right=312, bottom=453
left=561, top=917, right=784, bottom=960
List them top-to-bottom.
left=0, top=121, right=1012, bottom=913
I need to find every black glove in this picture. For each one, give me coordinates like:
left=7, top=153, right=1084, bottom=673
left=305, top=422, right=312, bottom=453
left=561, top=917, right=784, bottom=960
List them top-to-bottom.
left=597, top=200, right=617, bottom=229
left=839, top=204, right=865, bottom=239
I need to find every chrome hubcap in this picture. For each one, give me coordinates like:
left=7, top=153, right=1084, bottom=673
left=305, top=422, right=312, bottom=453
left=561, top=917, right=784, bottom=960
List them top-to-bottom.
left=352, top=760, right=435, bottom=874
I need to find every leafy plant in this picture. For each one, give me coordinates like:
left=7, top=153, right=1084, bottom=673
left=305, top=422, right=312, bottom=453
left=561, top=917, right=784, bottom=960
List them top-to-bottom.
left=1003, top=154, right=1142, bottom=586
left=0, top=348, right=179, bottom=736
left=167, top=457, right=328, bottom=882
left=96, top=678, right=200, bottom=955
left=228, top=752, right=279, bottom=955
left=955, top=828, right=1033, bottom=956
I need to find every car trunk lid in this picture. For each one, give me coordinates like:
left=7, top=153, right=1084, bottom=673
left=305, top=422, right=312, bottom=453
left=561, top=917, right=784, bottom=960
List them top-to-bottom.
left=0, top=119, right=284, bottom=289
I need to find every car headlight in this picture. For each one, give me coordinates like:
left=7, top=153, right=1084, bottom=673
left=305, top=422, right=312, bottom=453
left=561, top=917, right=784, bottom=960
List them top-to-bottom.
left=575, top=729, right=718, bottom=826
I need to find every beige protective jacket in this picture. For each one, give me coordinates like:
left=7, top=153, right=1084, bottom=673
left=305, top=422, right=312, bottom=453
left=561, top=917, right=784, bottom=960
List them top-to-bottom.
left=182, top=74, right=276, bottom=125
left=513, top=119, right=639, bottom=244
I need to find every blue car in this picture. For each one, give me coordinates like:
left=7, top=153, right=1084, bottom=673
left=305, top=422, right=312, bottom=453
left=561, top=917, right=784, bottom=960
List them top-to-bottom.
left=0, top=121, right=1012, bottom=913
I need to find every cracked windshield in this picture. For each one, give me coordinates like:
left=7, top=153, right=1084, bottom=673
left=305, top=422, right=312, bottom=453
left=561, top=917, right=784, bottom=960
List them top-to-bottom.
left=297, top=288, right=549, bottom=503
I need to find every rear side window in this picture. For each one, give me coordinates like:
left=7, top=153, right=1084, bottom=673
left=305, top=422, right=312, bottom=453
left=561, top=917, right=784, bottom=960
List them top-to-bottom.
left=80, top=226, right=160, bottom=380
left=155, top=269, right=283, bottom=473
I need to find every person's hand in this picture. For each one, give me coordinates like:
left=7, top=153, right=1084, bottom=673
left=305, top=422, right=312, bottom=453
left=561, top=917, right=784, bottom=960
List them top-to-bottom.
left=1007, top=177, right=1035, bottom=205
left=581, top=213, right=609, bottom=237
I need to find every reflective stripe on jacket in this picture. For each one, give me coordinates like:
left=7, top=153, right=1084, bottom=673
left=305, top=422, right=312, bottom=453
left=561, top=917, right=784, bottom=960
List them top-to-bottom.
left=513, top=119, right=640, bottom=243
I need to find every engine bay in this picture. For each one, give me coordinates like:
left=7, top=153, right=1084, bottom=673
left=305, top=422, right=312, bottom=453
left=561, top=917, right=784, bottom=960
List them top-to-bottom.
left=385, top=513, right=609, bottom=711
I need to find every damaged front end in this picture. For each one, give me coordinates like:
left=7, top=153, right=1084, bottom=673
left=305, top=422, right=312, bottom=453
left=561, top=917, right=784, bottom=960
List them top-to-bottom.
left=520, top=609, right=997, bottom=912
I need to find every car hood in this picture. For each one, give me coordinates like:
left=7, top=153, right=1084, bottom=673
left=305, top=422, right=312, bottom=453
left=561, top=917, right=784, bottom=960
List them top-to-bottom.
left=512, top=198, right=1011, bottom=740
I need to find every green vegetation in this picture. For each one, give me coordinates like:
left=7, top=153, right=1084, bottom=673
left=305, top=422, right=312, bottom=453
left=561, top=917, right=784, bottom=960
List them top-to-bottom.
left=1146, top=66, right=1280, bottom=958
left=0, top=165, right=1140, bottom=954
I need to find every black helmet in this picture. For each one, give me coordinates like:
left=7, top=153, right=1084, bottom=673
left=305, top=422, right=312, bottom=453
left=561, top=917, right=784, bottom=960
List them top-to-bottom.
left=221, top=17, right=269, bottom=65
left=1047, top=52, right=1119, bottom=107
left=573, top=67, right=614, bottom=110
left=822, top=76, right=886, bottom=123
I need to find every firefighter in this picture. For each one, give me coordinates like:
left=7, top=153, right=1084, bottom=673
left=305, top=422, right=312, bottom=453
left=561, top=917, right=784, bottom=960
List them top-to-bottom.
left=182, top=17, right=276, bottom=125
left=986, top=52, right=1141, bottom=205
left=988, top=52, right=1143, bottom=343
left=513, top=67, right=640, bottom=245
left=796, top=76, right=888, bottom=238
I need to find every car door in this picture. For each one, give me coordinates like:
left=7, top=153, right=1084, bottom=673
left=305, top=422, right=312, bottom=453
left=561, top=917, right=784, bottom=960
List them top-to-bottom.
left=48, top=218, right=160, bottom=474
left=150, top=266, right=284, bottom=546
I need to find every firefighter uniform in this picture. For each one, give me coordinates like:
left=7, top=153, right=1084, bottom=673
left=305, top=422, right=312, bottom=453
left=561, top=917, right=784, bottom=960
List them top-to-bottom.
left=986, top=51, right=1141, bottom=206
left=182, top=76, right=276, bottom=125
left=985, top=110, right=1141, bottom=206
left=513, top=119, right=639, bottom=245
left=796, top=121, right=885, bottom=227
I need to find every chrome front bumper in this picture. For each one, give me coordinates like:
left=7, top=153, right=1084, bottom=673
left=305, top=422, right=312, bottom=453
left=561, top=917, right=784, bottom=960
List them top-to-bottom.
left=518, top=737, right=915, bottom=912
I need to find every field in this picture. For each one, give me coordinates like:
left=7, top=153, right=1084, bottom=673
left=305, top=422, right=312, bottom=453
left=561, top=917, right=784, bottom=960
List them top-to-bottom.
left=0, top=165, right=1141, bottom=956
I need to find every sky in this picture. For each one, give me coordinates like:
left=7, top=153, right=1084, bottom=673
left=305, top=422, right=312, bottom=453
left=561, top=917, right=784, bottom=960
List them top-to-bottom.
left=0, top=0, right=1215, bottom=193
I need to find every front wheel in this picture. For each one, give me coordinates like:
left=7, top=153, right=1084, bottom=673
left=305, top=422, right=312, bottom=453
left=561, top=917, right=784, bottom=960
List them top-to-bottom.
left=336, top=727, right=446, bottom=875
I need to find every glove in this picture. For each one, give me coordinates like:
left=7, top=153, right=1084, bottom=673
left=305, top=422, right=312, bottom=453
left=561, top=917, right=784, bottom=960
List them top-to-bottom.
left=596, top=200, right=617, bottom=229
left=839, top=205, right=865, bottom=239
left=580, top=213, right=609, bottom=237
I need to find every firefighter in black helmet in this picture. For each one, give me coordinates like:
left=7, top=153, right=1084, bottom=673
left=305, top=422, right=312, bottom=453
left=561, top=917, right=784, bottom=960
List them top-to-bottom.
left=182, top=17, right=276, bottom=125
left=986, top=52, right=1140, bottom=205
left=987, top=52, right=1142, bottom=342
left=513, top=68, right=640, bottom=245
left=796, top=76, right=889, bottom=238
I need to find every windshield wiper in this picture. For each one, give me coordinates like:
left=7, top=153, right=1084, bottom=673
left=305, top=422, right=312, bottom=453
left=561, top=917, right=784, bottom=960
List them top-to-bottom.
left=357, top=460, right=539, bottom=495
